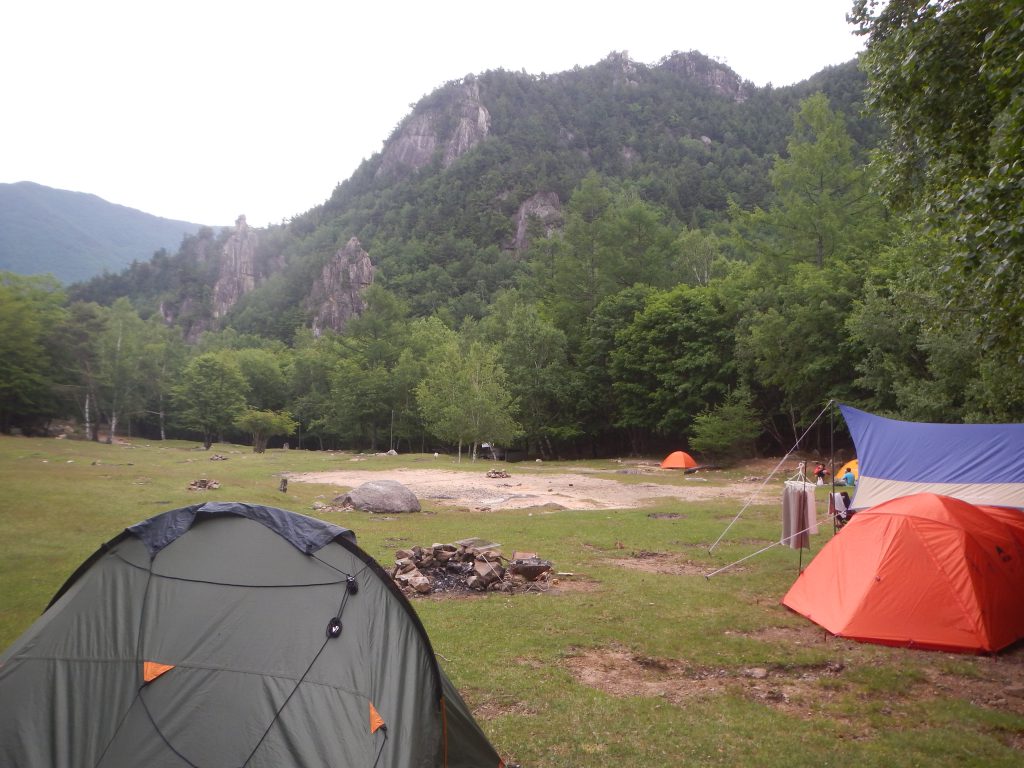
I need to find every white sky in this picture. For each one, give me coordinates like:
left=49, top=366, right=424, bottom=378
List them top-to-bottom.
left=1, top=0, right=865, bottom=227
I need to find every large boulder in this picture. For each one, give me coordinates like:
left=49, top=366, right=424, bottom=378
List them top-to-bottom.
left=335, top=479, right=421, bottom=514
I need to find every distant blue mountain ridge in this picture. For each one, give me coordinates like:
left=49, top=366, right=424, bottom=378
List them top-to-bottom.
left=0, top=181, right=207, bottom=284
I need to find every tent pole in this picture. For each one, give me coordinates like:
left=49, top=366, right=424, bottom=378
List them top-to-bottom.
left=830, top=402, right=837, bottom=534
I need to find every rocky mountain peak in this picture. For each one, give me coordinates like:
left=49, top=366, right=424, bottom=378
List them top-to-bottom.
left=602, top=50, right=642, bottom=87
left=659, top=51, right=752, bottom=102
left=376, top=78, right=491, bottom=180
left=443, top=78, right=492, bottom=167
left=212, top=215, right=257, bottom=319
left=307, top=237, right=375, bottom=336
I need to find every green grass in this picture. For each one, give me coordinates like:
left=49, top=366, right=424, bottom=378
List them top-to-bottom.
left=1, top=436, right=1022, bottom=767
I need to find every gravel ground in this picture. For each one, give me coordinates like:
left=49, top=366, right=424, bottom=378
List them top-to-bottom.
left=289, top=465, right=762, bottom=511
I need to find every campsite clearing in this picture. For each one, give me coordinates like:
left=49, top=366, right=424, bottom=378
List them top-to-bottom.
left=1, top=437, right=1023, bottom=768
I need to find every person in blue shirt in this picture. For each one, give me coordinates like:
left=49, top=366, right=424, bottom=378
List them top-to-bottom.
left=840, top=468, right=856, bottom=486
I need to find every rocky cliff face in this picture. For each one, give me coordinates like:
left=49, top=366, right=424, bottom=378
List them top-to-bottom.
left=603, top=50, right=642, bottom=88
left=659, top=51, right=751, bottom=102
left=376, top=77, right=491, bottom=179
left=443, top=81, right=492, bottom=167
left=512, top=192, right=563, bottom=252
left=212, top=216, right=257, bottom=318
left=307, top=237, right=375, bottom=336
left=159, top=296, right=206, bottom=344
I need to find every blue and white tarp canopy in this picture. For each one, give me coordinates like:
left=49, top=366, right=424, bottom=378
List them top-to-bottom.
left=841, top=404, right=1024, bottom=510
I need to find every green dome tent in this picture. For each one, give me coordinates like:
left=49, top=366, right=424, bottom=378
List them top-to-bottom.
left=0, top=502, right=504, bottom=767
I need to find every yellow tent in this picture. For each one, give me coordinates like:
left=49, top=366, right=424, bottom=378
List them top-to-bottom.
left=837, top=458, right=858, bottom=480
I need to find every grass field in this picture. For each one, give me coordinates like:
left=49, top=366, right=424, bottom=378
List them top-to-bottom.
left=1, top=435, right=1022, bottom=766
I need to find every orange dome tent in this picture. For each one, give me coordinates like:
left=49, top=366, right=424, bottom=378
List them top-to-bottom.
left=660, top=450, right=697, bottom=469
left=782, top=493, right=1024, bottom=653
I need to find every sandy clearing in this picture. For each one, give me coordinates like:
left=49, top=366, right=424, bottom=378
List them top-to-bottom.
left=288, top=466, right=763, bottom=511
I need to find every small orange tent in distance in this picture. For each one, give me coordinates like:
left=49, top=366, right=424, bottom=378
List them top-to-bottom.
left=661, top=450, right=697, bottom=469
left=782, top=493, right=1024, bottom=653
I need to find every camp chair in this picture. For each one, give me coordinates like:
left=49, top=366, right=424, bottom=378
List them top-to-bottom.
left=828, top=491, right=855, bottom=532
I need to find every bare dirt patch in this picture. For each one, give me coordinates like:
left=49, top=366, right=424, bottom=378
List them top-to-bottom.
left=290, top=466, right=759, bottom=511
left=606, top=551, right=714, bottom=577
left=728, top=624, right=832, bottom=646
left=729, top=627, right=1024, bottom=718
left=729, top=628, right=1024, bottom=716
left=566, top=642, right=1024, bottom=723
left=563, top=647, right=837, bottom=713
left=921, top=647, right=1024, bottom=716
left=461, top=688, right=540, bottom=721
left=471, top=697, right=538, bottom=721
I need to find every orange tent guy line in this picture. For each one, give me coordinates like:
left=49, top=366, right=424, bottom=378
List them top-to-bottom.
left=142, top=661, right=175, bottom=683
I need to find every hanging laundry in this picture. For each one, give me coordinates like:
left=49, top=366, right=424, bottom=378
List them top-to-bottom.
left=782, top=480, right=817, bottom=549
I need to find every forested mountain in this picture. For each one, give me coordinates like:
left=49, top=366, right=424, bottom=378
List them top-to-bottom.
left=6, top=29, right=1021, bottom=458
left=71, top=52, right=876, bottom=336
left=0, top=182, right=205, bottom=284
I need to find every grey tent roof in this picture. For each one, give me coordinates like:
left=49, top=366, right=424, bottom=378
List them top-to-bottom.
left=47, top=501, right=356, bottom=609
left=127, top=501, right=356, bottom=556
left=2, top=502, right=502, bottom=767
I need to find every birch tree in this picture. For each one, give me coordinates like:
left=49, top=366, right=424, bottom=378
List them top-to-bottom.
left=96, top=298, right=147, bottom=441
left=416, top=339, right=519, bottom=461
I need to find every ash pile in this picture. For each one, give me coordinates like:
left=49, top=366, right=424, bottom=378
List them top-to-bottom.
left=391, top=537, right=553, bottom=597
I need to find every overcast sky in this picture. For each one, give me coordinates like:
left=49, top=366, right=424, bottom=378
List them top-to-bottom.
left=1, top=1, right=865, bottom=227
